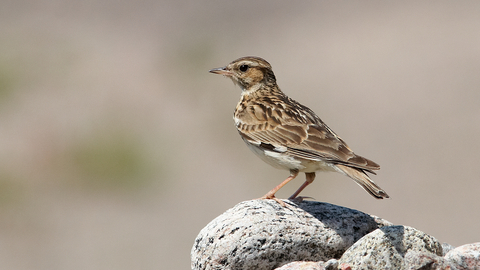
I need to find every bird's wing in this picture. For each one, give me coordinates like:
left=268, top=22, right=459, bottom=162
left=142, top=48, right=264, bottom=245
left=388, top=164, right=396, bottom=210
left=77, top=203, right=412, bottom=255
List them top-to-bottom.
left=235, top=98, right=379, bottom=172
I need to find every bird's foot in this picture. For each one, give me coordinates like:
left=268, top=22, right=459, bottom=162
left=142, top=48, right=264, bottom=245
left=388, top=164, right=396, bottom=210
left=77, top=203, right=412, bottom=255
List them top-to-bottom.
left=259, top=193, right=286, bottom=207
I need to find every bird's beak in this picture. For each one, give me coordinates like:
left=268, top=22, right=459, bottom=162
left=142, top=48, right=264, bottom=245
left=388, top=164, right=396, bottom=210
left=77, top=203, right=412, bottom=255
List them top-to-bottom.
left=209, top=66, right=232, bottom=76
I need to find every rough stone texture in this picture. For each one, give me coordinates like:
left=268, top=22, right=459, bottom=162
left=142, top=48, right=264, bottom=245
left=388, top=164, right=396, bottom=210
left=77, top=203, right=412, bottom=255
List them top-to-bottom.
left=191, top=199, right=387, bottom=270
left=369, top=214, right=395, bottom=228
left=338, top=225, right=443, bottom=270
left=444, top=242, right=480, bottom=270
left=442, top=243, right=456, bottom=256
left=404, top=250, right=451, bottom=270
left=273, top=259, right=338, bottom=270
left=323, top=259, right=339, bottom=270
left=274, top=261, right=324, bottom=270
left=338, top=263, right=352, bottom=270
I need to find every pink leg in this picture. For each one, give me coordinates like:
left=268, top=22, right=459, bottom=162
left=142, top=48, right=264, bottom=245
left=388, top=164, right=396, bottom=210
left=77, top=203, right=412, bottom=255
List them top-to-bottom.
left=260, top=170, right=299, bottom=206
left=288, top=172, right=316, bottom=200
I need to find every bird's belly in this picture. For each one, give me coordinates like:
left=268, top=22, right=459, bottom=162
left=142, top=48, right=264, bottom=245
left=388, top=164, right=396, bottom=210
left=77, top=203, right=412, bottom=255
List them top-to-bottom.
left=244, top=142, right=337, bottom=173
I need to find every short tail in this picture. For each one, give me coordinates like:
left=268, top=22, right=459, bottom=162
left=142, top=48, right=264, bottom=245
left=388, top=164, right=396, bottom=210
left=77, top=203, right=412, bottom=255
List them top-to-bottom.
left=335, top=164, right=389, bottom=199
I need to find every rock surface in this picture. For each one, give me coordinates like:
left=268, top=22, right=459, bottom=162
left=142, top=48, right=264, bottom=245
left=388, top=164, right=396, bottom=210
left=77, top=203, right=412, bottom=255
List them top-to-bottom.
left=191, top=199, right=389, bottom=270
left=191, top=199, right=480, bottom=270
left=338, top=225, right=443, bottom=269
left=442, top=242, right=456, bottom=256
left=444, top=242, right=480, bottom=270
left=403, top=250, right=450, bottom=270
left=273, top=259, right=338, bottom=270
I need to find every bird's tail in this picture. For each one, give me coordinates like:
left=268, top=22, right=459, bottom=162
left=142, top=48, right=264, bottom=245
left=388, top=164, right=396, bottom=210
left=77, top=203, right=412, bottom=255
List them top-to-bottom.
left=335, top=164, right=389, bottom=199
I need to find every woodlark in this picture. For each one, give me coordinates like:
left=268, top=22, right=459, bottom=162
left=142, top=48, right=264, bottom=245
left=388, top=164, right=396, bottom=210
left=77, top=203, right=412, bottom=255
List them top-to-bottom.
left=210, top=56, right=389, bottom=205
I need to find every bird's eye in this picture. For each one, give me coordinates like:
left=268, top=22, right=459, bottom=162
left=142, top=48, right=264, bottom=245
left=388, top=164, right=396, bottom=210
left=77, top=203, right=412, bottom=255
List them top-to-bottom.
left=239, top=64, right=249, bottom=72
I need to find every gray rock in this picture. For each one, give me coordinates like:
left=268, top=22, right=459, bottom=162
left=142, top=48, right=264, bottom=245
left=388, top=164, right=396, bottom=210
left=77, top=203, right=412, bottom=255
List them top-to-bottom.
left=191, top=199, right=388, bottom=270
left=338, top=225, right=443, bottom=270
left=444, top=242, right=480, bottom=270
left=441, top=243, right=456, bottom=256
left=404, top=250, right=451, bottom=270
left=273, top=259, right=339, bottom=270
left=273, top=259, right=341, bottom=270
left=323, top=259, right=340, bottom=270
left=274, top=261, right=324, bottom=270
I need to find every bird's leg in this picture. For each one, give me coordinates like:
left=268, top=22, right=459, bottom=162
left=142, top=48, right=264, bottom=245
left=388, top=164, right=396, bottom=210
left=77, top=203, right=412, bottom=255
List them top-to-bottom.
left=260, top=169, right=299, bottom=206
left=288, top=172, right=316, bottom=200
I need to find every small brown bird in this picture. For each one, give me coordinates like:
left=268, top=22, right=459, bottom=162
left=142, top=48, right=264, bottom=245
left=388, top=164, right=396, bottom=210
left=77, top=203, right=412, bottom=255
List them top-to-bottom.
left=210, top=56, right=389, bottom=205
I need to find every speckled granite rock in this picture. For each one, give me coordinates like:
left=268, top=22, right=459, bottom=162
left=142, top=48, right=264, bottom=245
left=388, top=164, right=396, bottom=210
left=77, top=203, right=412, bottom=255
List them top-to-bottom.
left=191, top=199, right=389, bottom=270
left=338, top=225, right=443, bottom=270
left=444, top=242, right=480, bottom=270
left=404, top=250, right=451, bottom=270
left=273, top=259, right=338, bottom=270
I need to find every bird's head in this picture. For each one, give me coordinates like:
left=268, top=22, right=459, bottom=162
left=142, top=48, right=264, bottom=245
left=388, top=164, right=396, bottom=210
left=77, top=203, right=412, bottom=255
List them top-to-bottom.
left=209, top=56, right=277, bottom=93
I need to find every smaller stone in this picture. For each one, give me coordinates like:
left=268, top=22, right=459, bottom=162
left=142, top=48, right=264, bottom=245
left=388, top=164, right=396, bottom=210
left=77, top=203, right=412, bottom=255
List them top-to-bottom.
left=338, top=225, right=443, bottom=269
left=444, top=242, right=480, bottom=270
left=441, top=243, right=455, bottom=256
left=404, top=250, right=450, bottom=270
left=273, top=259, right=339, bottom=270
left=323, top=259, right=339, bottom=270
left=274, top=261, right=326, bottom=270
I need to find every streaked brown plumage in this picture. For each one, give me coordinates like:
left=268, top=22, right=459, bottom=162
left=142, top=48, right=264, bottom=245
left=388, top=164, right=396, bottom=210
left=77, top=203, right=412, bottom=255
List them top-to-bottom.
left=210, top=56, right=389, bottom=205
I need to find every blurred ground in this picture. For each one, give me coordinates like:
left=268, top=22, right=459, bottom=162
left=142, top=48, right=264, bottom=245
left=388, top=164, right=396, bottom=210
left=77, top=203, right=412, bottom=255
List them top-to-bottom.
left=1, top=1, right=480, bottom=269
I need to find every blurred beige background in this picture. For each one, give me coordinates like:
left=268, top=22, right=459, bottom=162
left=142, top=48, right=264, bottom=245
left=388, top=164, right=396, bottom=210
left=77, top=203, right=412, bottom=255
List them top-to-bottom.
left=1, top=1, right=480, bottom=269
